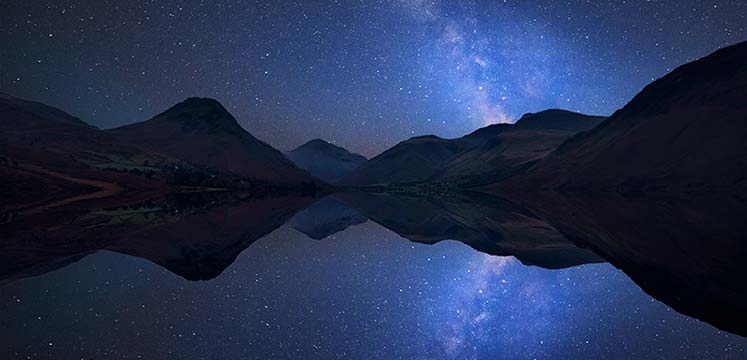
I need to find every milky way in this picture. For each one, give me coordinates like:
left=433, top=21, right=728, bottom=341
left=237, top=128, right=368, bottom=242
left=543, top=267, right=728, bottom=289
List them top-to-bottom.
left=2, top=1, right=745, bottom=156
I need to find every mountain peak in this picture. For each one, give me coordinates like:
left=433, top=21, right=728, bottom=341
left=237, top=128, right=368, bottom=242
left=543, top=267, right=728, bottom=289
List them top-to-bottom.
left=151, top=97, right=244, bottom=134
left=163, top=97, right=230, bottom=117
left=513, top=109, right=606, bottom=132
left=517, top=109, right=583, bottom=121
left=287, top=138, right=367, bottom=182
left=302, top=138, right=334, bottom=148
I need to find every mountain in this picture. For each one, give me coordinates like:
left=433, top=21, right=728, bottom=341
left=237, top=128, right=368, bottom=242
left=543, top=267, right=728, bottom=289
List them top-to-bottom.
left=486, top=40, right=747, bottom=336
left=503, top=40, right=747, bottom=193
left=0, top=93, right=95, bottom=129
left=0, top=94, right=168, bottom=211
left=109, top=97, right=312, bottom=184
left=340, top=110, right=604, bottom=186
left=438, top=110, right=606, bottom=185
left=339, top=135, right=462, bottom=186
left=286, top=139, right=367, bottom=182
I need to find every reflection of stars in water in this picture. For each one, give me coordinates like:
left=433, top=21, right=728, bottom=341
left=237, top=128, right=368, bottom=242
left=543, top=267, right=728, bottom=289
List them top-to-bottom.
left=1, top=222, right=747, bottom=359
left=439, top=255, right=516, bottom=358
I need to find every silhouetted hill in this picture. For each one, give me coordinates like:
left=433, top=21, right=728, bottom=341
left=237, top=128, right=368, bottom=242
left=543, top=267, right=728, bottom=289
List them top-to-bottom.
left=490, top=40, right=747, bottom=337
left=503, top=40, right=747, bottom=193
left=0, top=93, right=95, bottom=129
left=0, top=94, right=168, bottom=211
left=109, top=97, right=312, bottom=183
left=340, top=110, right=603, bottom=186
left=439, top=110, right=605, bottom=184
left=339, top=135, right=462, bottom=186
left=286, top=139, right=367, bottom=182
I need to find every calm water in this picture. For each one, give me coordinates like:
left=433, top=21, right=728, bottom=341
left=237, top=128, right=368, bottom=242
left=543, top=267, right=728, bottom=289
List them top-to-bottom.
left=2, top=219, right=745, bottom=359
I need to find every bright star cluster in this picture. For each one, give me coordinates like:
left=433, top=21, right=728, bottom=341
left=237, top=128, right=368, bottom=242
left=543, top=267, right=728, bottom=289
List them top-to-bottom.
left=1, top=0, right=745, bottom=156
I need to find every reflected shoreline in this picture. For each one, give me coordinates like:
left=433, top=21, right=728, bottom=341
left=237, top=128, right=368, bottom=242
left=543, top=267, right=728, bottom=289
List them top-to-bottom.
left=2, top=186, right=746, bottom=338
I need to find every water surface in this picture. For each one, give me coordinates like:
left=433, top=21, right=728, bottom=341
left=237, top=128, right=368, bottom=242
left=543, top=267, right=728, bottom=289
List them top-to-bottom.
left=2, top=218, right=745, bottom=359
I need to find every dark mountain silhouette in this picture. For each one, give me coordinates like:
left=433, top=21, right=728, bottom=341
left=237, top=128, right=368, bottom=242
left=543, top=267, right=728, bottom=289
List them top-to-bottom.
left=489, top=40, right=747, bottom=337
left=503, top=40, right=747, bottom=193
left=0, top=93, right=95, bottom=128
left=0, top=94, right=168, bottom=211
left=109, top=97, right=312, bottom=183
left=340, top=110, right=604, bottom=186
left=439, top=110, right=605, bottom=184
left=339, top=124, right=510, bottom=186
left=286, top=139, right=367, bottom=182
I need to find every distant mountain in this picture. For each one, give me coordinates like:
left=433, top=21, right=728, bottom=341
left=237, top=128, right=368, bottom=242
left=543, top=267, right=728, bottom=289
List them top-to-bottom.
left=503, top=40, right=747, bottom=193
left=109, top=97, right=312, bottom=183
left=340, top=110, right=604, bottom=186
left=339, top=135, right=461, bottom=186
left=286, top=139, right=367, bottom=182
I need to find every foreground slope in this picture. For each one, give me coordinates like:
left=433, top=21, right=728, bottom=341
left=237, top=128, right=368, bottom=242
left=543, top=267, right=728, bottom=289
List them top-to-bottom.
left=491, top=40, right=747, bottom=337
left=505, top=40, right=747, bottom=193
left=0, top=94, right=167, bottom=211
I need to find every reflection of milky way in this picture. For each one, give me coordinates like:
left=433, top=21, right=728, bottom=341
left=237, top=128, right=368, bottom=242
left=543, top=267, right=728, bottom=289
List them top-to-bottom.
left=1, top=223, right=746, bottom=358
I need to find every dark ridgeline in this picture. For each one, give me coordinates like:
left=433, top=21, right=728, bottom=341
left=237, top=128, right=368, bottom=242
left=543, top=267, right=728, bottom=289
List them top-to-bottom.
left=1, top=40, right=746, bottom=338
left=488, top=40, right=747, bottom=337
left=501, top=40, right=747, bottom=194
left=0, top=93, right=169, bottom=213
left=0, top=95, right=319, bottom=216
left=108, top=97, right=313, bottom=183
left=338, top=110, right=605, bottom=187
left=286, top=139, right=367, bottom=183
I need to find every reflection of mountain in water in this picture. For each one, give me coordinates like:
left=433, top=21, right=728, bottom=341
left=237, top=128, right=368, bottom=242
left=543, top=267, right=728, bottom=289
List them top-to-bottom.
left=2, top=42, right=747, bottom=337
left=2, top=188, right=747, bottom=337
left=495, top=190, right=747, bottom=338
left=1, top=191, right=601, bottom=286
left=0, top=192, right=315, bottom=284
left=333, top=192, right=603, bottom=269
left=288, top=196, right=367, bottom=240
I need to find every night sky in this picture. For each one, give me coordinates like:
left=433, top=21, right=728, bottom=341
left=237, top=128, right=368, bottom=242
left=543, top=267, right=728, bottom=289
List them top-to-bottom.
left=2, top=1, right=745, bottom=157
left=2, top=222, right=746, bottom=359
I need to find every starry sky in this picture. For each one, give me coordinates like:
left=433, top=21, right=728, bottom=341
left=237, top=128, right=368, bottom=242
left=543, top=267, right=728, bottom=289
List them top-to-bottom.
left=2, top=0, right=746, bottom=157
left=2, top=222, right=746, bottom=359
